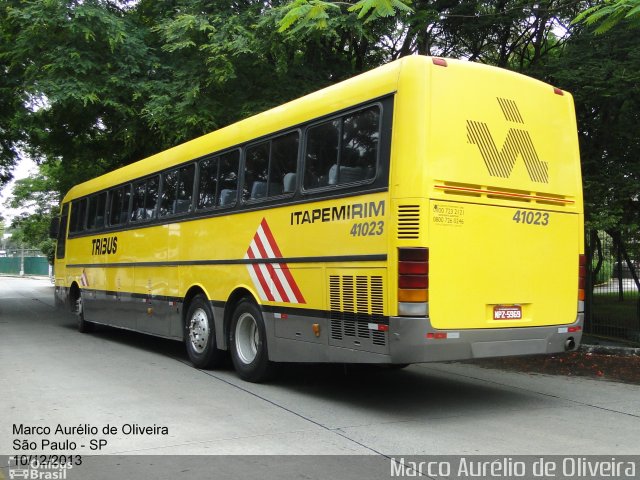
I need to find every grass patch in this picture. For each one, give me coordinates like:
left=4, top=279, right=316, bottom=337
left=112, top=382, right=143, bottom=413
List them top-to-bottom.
left=591, top=292, right=639, bottom=339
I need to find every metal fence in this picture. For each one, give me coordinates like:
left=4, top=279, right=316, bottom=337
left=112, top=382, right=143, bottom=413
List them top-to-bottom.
left=585, top=230, right=640, bottom=343
left=0, top=249, right=50, bottom=276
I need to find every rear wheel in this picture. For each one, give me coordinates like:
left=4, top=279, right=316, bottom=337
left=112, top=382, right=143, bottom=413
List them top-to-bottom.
left=185, top=294, right=225, bottom=369
left=230, top=299, right=274, bottom=382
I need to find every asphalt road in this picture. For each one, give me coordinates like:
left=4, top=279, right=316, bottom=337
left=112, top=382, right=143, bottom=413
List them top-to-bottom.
left=1, top=276, right=639, bottom=478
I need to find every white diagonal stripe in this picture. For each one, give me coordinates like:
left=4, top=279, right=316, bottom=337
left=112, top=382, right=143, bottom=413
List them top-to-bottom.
left=256, top=226, right=277, bottom=259
left=255, top=227, right=298, bottom=302
left=244, top=252, right=268, bottom=301
left=273, top=264, right=297, bottom=303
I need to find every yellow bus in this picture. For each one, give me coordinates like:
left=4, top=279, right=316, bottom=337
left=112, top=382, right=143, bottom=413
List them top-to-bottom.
left=52, top=56, right=584, bottom=382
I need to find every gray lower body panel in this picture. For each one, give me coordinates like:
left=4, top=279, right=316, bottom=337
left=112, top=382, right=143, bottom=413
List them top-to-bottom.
left=57, top=281, right=583, bottom=365
left=266, top=308, right=583, bottom=364
left=388, top=314, right=584, bottom=364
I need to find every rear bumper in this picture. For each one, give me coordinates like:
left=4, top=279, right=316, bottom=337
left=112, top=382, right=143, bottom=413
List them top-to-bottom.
left=388, top=314, right=584, bottom=363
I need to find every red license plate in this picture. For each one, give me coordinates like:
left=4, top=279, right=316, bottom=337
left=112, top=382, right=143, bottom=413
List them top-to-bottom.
left=493, top=305, right=522, bottom=320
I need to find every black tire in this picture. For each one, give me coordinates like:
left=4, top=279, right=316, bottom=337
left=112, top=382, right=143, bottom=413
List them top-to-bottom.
left=75, top=292, right=94, bottom=333
left=184, top=294, right=225, bottom=369
left=229, top=299, right=274, bottom=382
left=386, top=364, right=410, bottom=370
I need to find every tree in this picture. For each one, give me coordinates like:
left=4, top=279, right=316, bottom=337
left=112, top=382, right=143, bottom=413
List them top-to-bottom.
left=1, top=0, right=637, bottom=241
left=2, top=0, right=161, bottom=194
left=574, top=0, right=640, bottom=33
left=542, top=23, right=640, bottom=232
left=5, top=162, right=60, bottom=260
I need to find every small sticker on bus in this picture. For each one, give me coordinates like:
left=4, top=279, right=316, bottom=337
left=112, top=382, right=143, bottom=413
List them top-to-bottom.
left=432, top=204, right=464, bottom=227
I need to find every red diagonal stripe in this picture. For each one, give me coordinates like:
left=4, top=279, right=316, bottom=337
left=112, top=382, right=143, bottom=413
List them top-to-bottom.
left=258, top=218, right=306, bottom=304
left=260, top=218, right=283, bottom=257
left=254, top=234, right=289, bottom=302
left=246, top=247, right=274, bottom=301
left=277, top=262, right=306, bottom=303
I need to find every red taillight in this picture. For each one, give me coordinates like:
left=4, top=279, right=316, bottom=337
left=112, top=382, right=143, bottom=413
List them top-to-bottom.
left=554, top=87, right=564, bottom=96
left=398, top=248, right=429, bottom=316
left=400, top=248, right=429, bottom=262
left=578, top=254, right=586, bottom=301
left=399, top=261, right=429, bottom=275
left=399, top=275, right=429, bottom=289
left=568, top=326, right=582, bottom=333
left=426, top=332, right=447, bottom=339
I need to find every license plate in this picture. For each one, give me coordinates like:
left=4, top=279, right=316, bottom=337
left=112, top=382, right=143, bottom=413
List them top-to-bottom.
left=493, top=305, right=522, bottom=320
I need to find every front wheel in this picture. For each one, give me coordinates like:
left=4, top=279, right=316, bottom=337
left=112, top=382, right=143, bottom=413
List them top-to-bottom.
left=76, top=292, right=94, bottom=333
left=185, top=294, right=225, bottom=369
left=229, top=299, right=274, bottom=382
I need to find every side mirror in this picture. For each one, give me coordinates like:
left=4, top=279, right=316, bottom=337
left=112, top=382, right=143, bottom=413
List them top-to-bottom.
left=49, top=216, right=60, bottom=239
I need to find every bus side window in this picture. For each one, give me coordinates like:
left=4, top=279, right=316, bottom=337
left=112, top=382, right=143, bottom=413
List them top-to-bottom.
left=341, top=106, right=379, bottom=182
left=303, top=107, right=379, bottom=189
left=304, top=120, right=339, bottom=189
left=271, top=132, right=298, bottom=195
left=244, top=142, right=269, bottom=201
left=217, top=150, right=239, bottom=207
left=198, top=156, right=219, bottom=210
left=175, top=164, right=195, bottom=214
left=160, top=169, right=178, bottom=217
left=145, top=176, right=159, bottom=219
left=131, top=180, right=146, bottom=222
left=109, top=185, right=131, bottom=226
left=121, top=185, right=131, bottom=224
left=87, top=192, right=107, bottom=230
left=69, top=198, right=87, bottom=234
left=56, top=203, right=70, bottom=259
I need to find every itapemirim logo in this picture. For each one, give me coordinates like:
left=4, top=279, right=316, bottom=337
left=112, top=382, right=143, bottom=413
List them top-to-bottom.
left=467, top=97, right=549, bottom=183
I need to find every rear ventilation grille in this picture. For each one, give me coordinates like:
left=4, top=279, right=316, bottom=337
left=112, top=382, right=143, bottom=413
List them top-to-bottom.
left=397, top=205, right=420, bottom=239
left=329, top=275, right=387, bottom=352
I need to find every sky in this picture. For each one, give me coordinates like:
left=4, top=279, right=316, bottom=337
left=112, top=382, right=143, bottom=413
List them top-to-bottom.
left=0, top=155, right=38, bottom=226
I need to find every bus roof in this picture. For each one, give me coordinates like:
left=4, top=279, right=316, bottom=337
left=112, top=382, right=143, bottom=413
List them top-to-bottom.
left=62, top=56, right=567, bottom=203
left=62, top=56, right=411, bottom=202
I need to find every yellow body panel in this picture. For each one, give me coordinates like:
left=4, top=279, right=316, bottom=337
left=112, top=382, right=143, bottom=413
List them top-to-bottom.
left=61, top=192, right=389, bottom=312
left=428, top=201, right=579, bottom=329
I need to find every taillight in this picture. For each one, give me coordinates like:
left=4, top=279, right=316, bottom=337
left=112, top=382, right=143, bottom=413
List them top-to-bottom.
left=398, top=248, right=429, bottom=316
left=578, top=254, right=586, bottom=303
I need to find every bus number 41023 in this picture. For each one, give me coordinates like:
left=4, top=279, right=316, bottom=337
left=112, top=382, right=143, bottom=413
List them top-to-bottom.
left=512, top=210, right=549, bottom=226
left=350, top=221, right=384, bottom=237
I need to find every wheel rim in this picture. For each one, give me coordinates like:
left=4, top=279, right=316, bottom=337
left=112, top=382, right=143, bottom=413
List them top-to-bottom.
left=188, top=308, right=210, bottom=354
left=235, top=312, right=259, bottom=365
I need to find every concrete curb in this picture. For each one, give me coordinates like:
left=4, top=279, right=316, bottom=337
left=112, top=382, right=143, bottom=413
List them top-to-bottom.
left=580, top=343, right=640, bottom=357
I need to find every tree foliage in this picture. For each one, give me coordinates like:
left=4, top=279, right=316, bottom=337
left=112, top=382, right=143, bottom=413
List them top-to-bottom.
left=0, top=0, right=638, bottom=249
left=574, top=0, right=640, bottom=33
left=542, top=23, right=640, bottom=231
left=4, top=162, right=60, bottom=259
